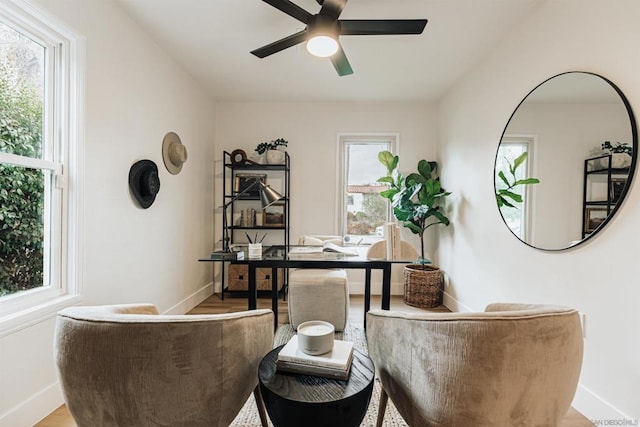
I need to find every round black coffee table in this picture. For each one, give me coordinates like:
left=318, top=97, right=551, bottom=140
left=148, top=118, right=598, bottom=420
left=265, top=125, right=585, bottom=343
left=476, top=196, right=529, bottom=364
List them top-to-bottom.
left=258, top=344, right=375, bottom=427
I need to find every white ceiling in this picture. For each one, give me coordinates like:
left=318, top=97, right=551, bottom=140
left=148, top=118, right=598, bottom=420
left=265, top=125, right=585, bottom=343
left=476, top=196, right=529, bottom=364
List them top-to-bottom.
left=115, top=0, right=545, bottom=102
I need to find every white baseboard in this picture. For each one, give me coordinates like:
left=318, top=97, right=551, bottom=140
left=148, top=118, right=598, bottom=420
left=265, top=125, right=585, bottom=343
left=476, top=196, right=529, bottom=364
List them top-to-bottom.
left=164, top=282, right=214, bottom=315
left=442, top=291, right=475, bottom=312
left=1, top=381, right=64, bottom=427
left=573, top=383, right=637, bottom=423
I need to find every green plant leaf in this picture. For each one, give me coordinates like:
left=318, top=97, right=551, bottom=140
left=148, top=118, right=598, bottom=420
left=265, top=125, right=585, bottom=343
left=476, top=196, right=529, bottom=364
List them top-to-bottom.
left=378, top=151, right=397, bottom=172
left=512, top=151, right=528, bottom=172
left=417, top=159, right=432, bottom=179
left=497, top=170, right=510, bottom=188
left=406, top=172, right=426, bottom=186
left=376, top=176, right=395, bottom=185
left=513, top=178, right=540, bottom=185
left=379, top=188, right=398, bottom=199
left=498, top=189, right=522, bottom=203
left=404, top=222, right=422, bottom=235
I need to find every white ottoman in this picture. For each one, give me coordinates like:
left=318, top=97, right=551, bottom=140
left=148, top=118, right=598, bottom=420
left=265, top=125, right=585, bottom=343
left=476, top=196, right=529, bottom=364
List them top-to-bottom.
left=287, top=268, right=349, bottom=331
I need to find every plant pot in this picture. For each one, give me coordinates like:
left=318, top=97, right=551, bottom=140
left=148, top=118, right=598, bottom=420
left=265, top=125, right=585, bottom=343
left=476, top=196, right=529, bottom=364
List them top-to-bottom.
left=266, top=149, right=285, bottom=164
left=611, top=153, right=632, bottom=169
left=403, top=265, right=443, bottom=308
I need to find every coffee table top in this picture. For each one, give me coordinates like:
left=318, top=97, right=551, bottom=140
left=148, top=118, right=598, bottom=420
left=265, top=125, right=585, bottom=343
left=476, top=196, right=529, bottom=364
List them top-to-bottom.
left=259, top=344, right=375, bottom=404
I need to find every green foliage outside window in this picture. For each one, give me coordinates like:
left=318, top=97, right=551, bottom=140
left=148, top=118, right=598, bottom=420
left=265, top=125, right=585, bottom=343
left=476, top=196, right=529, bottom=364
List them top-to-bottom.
left=0, top=58, right=45, bottom=296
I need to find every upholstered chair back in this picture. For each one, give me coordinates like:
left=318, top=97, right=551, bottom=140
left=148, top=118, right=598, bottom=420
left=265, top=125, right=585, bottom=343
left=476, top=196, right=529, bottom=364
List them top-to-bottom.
left=366, top=303, right=583, bottom=427
left=54, top=304, right=273, bottom=427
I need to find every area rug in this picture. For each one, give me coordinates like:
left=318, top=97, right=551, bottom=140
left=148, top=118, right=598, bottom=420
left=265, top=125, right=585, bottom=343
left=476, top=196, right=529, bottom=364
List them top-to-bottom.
left=229, top=323, right=409, bottom=427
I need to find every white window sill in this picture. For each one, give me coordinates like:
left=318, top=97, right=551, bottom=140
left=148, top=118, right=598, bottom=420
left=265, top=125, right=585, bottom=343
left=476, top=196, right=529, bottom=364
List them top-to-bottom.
left=0, top=293, right=82, bottom=338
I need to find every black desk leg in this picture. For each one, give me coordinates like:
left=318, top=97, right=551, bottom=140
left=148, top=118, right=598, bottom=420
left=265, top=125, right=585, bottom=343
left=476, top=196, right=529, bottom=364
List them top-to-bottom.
left=381, top=264, right=391, bottom=310
left=248, top=265, right=257, bottom=310
left=271, top=267, right=278, bottom=330
left=364, top=268, right=372, bottom=328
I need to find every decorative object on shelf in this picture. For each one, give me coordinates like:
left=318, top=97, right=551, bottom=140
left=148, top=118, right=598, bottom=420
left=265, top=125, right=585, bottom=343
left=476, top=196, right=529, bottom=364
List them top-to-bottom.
left=162, top=132, right=188, bottom=175
left=255, top=138, right=288, bottom=164
left=602, top=141, right=632, bottom=169
left=230, top=148, right=260, bottom=165
left=495, top=151, right=540, bottom=208
left=128, top=160, right=160, bottom=209
left=235, top=173, right=267, bottom=199
left=217, top=176, right=283, bottom=253
left=610, top=177, right=627, bottom=202
left=584, top=207, right=608, bottom=234
left=263, top=208, right=285, bottom=226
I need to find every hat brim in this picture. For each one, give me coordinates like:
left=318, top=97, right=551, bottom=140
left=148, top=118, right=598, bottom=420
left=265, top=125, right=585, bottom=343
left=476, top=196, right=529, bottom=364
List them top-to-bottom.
left=162, top=132, right=185, bottom=175
left=129, top=160, right=160, bottom=209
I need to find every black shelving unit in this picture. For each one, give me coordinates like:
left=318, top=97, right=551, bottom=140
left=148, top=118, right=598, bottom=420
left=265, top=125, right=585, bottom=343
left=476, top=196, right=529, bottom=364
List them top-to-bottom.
left=220, top=150, right=290, bottom=297
left=582, top=154, right=630, bottom=238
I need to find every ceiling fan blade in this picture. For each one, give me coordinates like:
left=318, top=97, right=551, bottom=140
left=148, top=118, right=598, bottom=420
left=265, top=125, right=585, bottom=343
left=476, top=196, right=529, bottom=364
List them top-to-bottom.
left=262, top=0, right=313, bottom=24
left=319, top=0, right=347, bottom=19
left=340, top=19, right=428, bottom=36
left=251, top=30, right=308, bottom=58
left=330, top=43, right=353, bottom=76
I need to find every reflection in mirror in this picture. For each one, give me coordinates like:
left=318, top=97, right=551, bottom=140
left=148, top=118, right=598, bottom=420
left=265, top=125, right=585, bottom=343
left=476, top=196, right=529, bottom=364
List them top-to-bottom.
left=495, top=72, right=637, bottom=250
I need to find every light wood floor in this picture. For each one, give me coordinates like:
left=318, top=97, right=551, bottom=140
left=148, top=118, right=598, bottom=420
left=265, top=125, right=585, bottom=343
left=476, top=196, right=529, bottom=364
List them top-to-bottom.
left=36, top=294, right=593, bottom=427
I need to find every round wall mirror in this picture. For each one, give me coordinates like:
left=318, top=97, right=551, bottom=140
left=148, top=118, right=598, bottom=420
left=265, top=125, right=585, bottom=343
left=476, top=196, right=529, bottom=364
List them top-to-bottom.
left=494, top=71, right=637, bottom=250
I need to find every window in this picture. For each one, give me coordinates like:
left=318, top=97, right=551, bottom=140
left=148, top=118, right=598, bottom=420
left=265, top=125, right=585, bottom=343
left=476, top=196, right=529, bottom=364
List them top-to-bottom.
left=0, top=0, right=83, bottom=335
left=338, top=134, right=397, bottom=244
left=495, top=136, right=535, bottom=241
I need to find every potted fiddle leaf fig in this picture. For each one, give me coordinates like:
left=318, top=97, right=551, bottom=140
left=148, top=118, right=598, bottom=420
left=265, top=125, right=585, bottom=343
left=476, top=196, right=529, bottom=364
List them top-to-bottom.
left=377, top=150, right=452, bottom=308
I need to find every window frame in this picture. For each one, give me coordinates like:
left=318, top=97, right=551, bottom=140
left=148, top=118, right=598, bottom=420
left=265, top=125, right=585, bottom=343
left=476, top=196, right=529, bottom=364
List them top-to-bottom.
left=0, top=0, right=85, bottom=337
left=336, top=133, right=399, bottom=241
left=497, top=135, right=537, bottom=242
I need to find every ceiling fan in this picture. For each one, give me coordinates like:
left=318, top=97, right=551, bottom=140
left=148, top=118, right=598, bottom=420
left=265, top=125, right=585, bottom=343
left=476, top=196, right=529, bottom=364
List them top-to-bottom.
left=251, top=0, right=428, bottom=76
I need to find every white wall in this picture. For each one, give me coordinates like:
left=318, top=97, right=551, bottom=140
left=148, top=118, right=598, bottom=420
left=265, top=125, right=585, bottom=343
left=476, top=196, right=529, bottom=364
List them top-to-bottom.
left=0, top=0, right=215, bottom=425
left=438, top=0, right=640, bottom=421
left=214, top=101, right=438, bottom=294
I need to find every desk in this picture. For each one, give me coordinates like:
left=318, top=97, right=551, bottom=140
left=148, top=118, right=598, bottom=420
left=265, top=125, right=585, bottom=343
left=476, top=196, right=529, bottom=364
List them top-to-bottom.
left=200, top=245, right=409, bottom=329
left=259, top=345, right=374, bottom=427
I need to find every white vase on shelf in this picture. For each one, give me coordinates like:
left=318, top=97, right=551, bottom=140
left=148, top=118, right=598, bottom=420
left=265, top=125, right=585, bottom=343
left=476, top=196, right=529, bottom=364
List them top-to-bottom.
left=266, top=149, right=285, bottom=164
left=611, top=153, right=632, bottom=169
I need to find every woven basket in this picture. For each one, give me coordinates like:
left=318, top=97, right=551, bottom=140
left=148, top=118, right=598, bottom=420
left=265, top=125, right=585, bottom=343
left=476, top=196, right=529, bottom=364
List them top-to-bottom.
left=227, top=264, right=283, bottom=291
left=403, top=265, right=443, bottom=308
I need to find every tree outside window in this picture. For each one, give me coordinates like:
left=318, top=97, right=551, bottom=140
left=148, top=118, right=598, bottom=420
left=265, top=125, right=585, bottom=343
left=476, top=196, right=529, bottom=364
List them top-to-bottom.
left=0, top=21, right=46, bottom=296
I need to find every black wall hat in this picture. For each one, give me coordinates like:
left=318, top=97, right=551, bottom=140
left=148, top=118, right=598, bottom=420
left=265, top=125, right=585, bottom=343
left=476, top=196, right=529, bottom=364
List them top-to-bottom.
left=129, top=160, right=160, bottom=209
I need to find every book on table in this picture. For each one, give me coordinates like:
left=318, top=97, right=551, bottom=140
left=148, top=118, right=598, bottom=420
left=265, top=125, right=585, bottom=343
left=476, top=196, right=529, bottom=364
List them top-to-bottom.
left=287, top=242, right=358, bottom=256
left=276, top=335, right=354, bottom=380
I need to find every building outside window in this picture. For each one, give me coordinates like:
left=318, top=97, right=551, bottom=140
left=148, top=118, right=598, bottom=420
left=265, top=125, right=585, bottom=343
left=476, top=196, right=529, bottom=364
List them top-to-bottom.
left=0, top=0, right=83, bottom=333
left=338, top=134, right=397, bottom=244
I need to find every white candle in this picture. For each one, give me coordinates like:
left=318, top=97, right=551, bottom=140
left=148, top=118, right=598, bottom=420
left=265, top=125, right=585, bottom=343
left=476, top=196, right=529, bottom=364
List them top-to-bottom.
left=300, top=324, right=332, bottom=336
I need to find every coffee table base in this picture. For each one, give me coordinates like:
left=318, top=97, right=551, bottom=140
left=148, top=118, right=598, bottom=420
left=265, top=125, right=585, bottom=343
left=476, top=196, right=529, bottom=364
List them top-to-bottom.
left=259, top=345, right=375, bottom=427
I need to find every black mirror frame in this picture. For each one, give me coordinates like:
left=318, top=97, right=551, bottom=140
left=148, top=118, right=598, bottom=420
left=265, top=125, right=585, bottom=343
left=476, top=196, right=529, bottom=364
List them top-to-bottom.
left=495, top=71, right=638, bottom=251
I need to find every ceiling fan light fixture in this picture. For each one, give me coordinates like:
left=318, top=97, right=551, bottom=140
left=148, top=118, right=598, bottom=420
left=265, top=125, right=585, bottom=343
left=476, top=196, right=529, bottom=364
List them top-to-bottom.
left=306, top=35, right=338, bottom=57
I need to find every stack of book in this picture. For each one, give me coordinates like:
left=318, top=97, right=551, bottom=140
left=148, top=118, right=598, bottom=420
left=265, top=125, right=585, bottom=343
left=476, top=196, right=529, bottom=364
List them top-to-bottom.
left=276, top=335, right=354, bottom=380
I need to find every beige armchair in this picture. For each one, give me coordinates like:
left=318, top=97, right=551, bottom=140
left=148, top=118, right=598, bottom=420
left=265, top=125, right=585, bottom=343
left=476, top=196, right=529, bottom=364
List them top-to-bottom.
left=366, top=303, right=583, bottom=427
left=54, top=304, right=274, bottom=427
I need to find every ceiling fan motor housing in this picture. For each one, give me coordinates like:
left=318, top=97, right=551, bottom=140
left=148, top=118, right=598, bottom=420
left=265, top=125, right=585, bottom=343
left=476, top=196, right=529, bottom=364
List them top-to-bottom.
left=307, top=14, right=340, bottom=39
